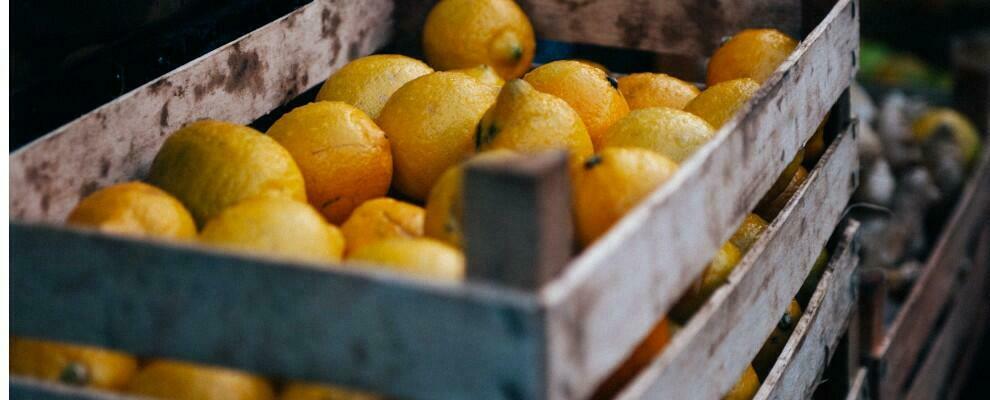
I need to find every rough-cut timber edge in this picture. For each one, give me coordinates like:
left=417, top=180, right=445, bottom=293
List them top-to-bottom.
left=9, top=0, right=395, bottom=223
left=541, top=1, right=857, bottom=397
left=613, top=122, right=858, bottom=400
left=871, top=144, right=990, bottom=400
left=754, top=221, right=861, bottom=400
left=904, top=226, right=990, bottom=400
left=846, top=368, right=870, bottom=400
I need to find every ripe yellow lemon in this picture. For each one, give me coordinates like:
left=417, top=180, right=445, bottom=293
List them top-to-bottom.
left=423, top=0, right=536, bottom=80
left=707, top=29, right=798, bottom=86
left=315, top=54, right=433, bottom=119
left=524, top=60, right=630, bottom=149
left=451, top=64, right=505, bottom=88
left=377, top=71, right=498, bottom=200
left=618, top=73, right=700, bottom=110
left=684, top=78, right=760, bottom=129
left=476, top=79, right=594, bottom=157
left=267, top=101, right=392, bottom=224
left=600, top=107, right=716, bottom=162
left=912, top=108, right=982, bottom=166
left=804, top=118, right=828, bottom=165
left=148, top=120, right=305, bottom=226
left=571, top=147, right=679, bottom=246
left=757, top=165, right=809, bottom=220
left=66, top=181, right=196, bottom=240
left=199, top=197, right=344, bottom=264
left=340, top=197, right=424, bottom=255
left=729, top=213, right=769, bottom=253
left=347, top=237, right=465, bottom=282
left=671, top=242, right=743, bottom=322
left=753, top=299, right=802, bottom=378
left=10, top=338, right=138, bottom=390
left=127, top=360, right=274, bottom=400
left=723, top=364, right=760, bottom=400
left=280, top=382, right=383, bottom=400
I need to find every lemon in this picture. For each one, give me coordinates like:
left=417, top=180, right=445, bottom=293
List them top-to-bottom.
left=423, top=0, right=536, bottom=80
left=707, top=29, right=798, bottom=86
left=315, top=55, right=433, bottom=119
left=575, top=59, right=609, bottom=73
left=524, top=60, right=630, bottom=149
left=451, top=64, right=505, bottom=87
left=377, top=71, right=498, bottom=200
left=618, top=73, right=700, bottom=110
left=684, top=78, right=760, bottom=129
left=476, top=79, right=594, bottom=157
left=267, top=101, right=392, bottom=224
left=600, top=107, right=716, bottom=162
left=912, top=108, right=982, bottom=166
left=804, top=118, right=828, bottom=165
left=148, top=120, right=305, bottom=226
left=571, top=147, right=679, bottom=246
left=756, top=165, right=809, bottom=220
left=66, top=181, right=196, bottom=240
left=199, top=196, right=345, bottom=264
left=340, top=197, right=424, bottom=255
left=729, top=213, right=769, bottom=253
left=347, top=237, right=465, bottom=282
left=671, top=242, right=743, bottom=322
left=798, top=249, right=830, bottom=305
left=753, top=299, right=802, bottom=378
left=10, top=338, right=138, bottom=390
left=126, top=360, right=274, bottom=400
left=723, top=364, right=760, bottom=400
left=280, top=382, right=383, bottom=400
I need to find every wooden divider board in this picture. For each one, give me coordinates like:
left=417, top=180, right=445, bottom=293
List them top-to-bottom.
left=846, top=368, right=870, bottom=400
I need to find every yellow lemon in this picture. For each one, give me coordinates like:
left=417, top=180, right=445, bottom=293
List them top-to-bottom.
left=423, top=0, right=536, bottom=80
left=708, top=29, right=798, bottom=86
left=315, top=54, right=433, bottom=119
left=575, top=59, right=609, bottom=73
left=524, top=60, right=630, bottom=149
left=451, top=64, right=506, bottom=87
left=377, top=71, right=498, bottom=200
left=618, top=73, right=700, bottom=110
left=684, top=78, right=761, bottom=129
left=476, top=79, right=594, bottom=157
left=267, top=101, right=392, bottom=224
left=600, top=107, right=716, bottom=162
left=912, top=108, right=982, bottom=166
left=804, top=118, right=828, bottom=166
left=148, top=120, right=305, bottom=226
left=571, top=147, right=679, bottom=246
left=756, top=165, right=809, bottom=220
left=66, top=181, right=196, bottom=240
left=199, top=197, right=344, bottom=264
left=340, top=197, right=424, bottom=255
left=729, top=213, right=769, bottom=253
left=347, top=237, right=465, bottom=282
left=671, top=242, right=743, bottom=322
left=753, top=299, right=803, bottom=378
left=10, top=338, right=138, bottom=390
left=127, top=360, right=274, bottom=400
left=723, top=364, right=760, bottom=400
left=280, top=382, right=383, bottom=400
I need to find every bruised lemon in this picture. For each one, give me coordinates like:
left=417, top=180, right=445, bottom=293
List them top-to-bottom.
left=423, top=0, right=536, bottom=80
left=707, top=29, right=798, bottom=86
left=315, top=54, right=433, bottom=119
left=524, top=60, right=630, bottom=149
left=451, top=64, right=505, bottom=88
left=377, top=71, right=498, bottom=200
left=618, top=73, right=700, bottom=110
left=684, top=78, right=760, bottom=129
left=476, top=79, right=593, bottom=157
left=267, top=101, right=392, bottom=224
left=600, top=107, right=715, bottom=162
left=912, top=108, right=982, bottom=166
left=148, top=120, right=305, bottom=226
left=571, top=147, right=678, bottom=246
left=757, top=165, right=809, bottom=220
left=66, top=182, right=196, bottom=240
left=199, top=197, right=344, bottom=264
left=340, top=197, right=424, bottom=255
left=729, top=213, right=769, bottom=253
left=347, top=237, right=465, bottom=282
left=671, top=242, right=743, bottom=322
left=753, top=299, right=803, bottom=378
left=592, top=318, right=671, bottom=400
left=10, top=338, right=138, bottom=390
left=127, top=360, right=274, bottom=400
left=723, top=364, right=760, bottom=400
left=280, top=382, right=383, bottom=400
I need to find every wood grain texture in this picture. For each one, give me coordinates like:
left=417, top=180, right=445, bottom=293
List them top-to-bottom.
left=9, top=0, right=394, bottom=224
left=541, top=2, right=857, bottom=397
left=612, top=122, right=858, bottom=400
left=874, top=144, right=990, bottom=400
left=754, top=221, right=861, bottom=400
left=10, top=223, right=545, bottom=400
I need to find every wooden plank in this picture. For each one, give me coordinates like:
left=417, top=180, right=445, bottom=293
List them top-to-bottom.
left=9, top=0, right=394, bottom=224
left=540, top=2, right=857, bottom=397
left=611, top=121, right=858, bottom=400
left=875, top=144, right=990, bottom=400
left=754, top=221, right=861, bottom=400
left=9, top=223, right=545, bottom=400
left=945, top=226, right=990, bottom=400
left=845, top=368, right=870, bottom=400
left=11, top=377, right=137, bottom=400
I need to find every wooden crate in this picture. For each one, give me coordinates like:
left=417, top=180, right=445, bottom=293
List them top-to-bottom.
left=9, top=0, right=859, bottom=399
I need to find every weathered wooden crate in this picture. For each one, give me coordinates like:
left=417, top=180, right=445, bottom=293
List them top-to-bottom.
left=9, top=0, right=859, bottom=399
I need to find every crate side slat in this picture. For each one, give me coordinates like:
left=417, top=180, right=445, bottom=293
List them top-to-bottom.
left=10, top=0, right=393, bottom=224
left=542, top=1, right=858, bottom=397
left=614, top=121, right=858, bottom=400
left=875, top=145, right=990, bottom=400
left=755, top=221, right=861, bottom=400
left=10, top=224, right=544, bottom=400
left=845, top=368, right=870, bottom=400
left=10, top=377, right=137, bottom=400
